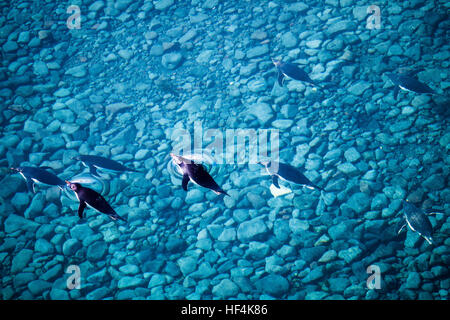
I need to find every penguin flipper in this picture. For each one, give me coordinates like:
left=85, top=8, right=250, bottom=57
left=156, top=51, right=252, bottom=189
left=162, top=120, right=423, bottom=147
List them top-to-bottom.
left=277, top=71, right=284, bottom=87
left=393, top=86, right=399, bottom=100
left=89, top=165, right=101, bottom=178
left=182, top=174, right=189, bottom=191
left=272, top=175, right=280, bottom=189
left=26, top=179, right=35, bottom=193
left=78, top=201, right=87, bottom=219
left=109, top=211, right=126, bottom=222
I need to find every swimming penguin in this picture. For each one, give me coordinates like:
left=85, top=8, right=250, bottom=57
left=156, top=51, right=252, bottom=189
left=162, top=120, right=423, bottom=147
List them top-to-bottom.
left=272, top=58, right=321, bottom=88
left=386, top=72, right=435, bottom=99
left=170, top=153, right=228, bottom=196
left=73, top=154, right=138, bottom=178
left=260, top=160, right=321, bottom=191
left=11, top=166, right=66, bottom=193
left=65, top=180, right=126, bottom=221
left=398, top=200, right=434, bottom=245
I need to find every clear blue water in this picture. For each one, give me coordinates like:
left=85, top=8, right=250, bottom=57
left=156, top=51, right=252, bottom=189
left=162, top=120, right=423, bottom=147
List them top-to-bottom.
left=0, top=0, right=448, bottom=300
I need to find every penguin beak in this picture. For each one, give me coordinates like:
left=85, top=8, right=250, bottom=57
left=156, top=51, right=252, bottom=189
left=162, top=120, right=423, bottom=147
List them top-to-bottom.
left=271, top=58, right=280, bottom=66
left=170, top=153, right=183, bottom=165
left=65, top=180, right=71, bottom=185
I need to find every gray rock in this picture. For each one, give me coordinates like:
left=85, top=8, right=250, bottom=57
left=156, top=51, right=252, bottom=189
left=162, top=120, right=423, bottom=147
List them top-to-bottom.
left=154, top=0, right=174, bottom=10
left=281, top=31, right=298, bottom=48
left=246, top=45, right=269, bottom=58
left=118, top=49, right=133, bottom=60
left=161, top=52, right=183, bottom=69
left=348, top=81, right=371, bottom=96
left=248, top=102, right=274, bottom=125
left=344, top=147, right=361, bottom=162
left=337, top=162, right=359, bottom=175
left=347, top=192, right=370, bottom=214
left=24, top=193, right=45, bottom=219
left=5, top=214, right=40, bottom=234
left=237, top=218, right=269, bottom=242
left=70, top=224, right=94, bottom=241
left=218, top=228, right=236, bottom=242
left=35, top=239, right=54, bottom=255
left=62, top=239, right=82, bottom=256
left=87, top=241, right=107, bottom=261
left=246, top=241, right=270, bottom=260
left=338, top=246, right=362, bottom=263
left=11, top=249, right=33, bottom=273
left=177, top=256, right=197, bottom=276
left=302, top=266, right=324, bottom=283
left=405, top=272, right=421, bottom=289
left=148, top=274, right=166, bottom=288
left=255, top=274, right=289, bottom=298
left=117, top=276, right=145, bottom=289
left=212, top=279, right=239, bottom=298
left=28, top=280, right=52, bottom=296
left=87, top=287, right=110, bottom=300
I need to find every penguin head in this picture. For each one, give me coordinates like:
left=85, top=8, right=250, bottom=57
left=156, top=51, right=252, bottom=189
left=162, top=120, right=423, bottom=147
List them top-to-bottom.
left=271, top=58, right=281, bottom=67
left=10, top=167, right=21, bottom=173
left=65, top=180, right=81, bottom=192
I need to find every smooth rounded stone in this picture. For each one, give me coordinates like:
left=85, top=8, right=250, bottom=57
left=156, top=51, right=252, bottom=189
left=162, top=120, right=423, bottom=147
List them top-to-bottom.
left=89, top=0, right=105, bottom=11
left=114, top=0, right=133, bottom=10
left=154, top=0, right=174, bottom=10
left=325, top=20, right=357, bottom=36
left=18, top=31, right=30, bottom=43
left=281, top=31, right=298, bottom=48
left=306, top=39, right=322, bottom=49
left=3, top=41, right=18, bottom=52
left=246, top=44, right=269, bottom=59
left=118, top=49, right=133, bottom=60
left=196, top=49, right=213, bottom=64
left=161, top=52, right=183, bottom=69
left=33, top=60, right=49, bottom=76
left=65, top=65, right=87, bottom=77
left=247, top=78, right=267, bottom=92
left=347, top=81, right=371, bottom=96
left=53, top=88, right=71, bottom=98
left=105, top=102, right=130, bottom=118
left=248, top=102, right=274, bottom=125
left=54, top=109, right=75, bottom=123
left=23, top=119, right=43, bottom=134
left=272, top=119, right=293, bottom=129
left=389, top=120, right=413, bottom=133
left=324, top=121, right=339, bottom=131
left=439, top=132, right=450, bottom=148
left=344, top=147, right=361, bottom=162
left=135, top=149, right=150, bottom=161
left=337, top=162, right=359, bottom=175
left=422, top=174, right=445, bottom=191
left=383, top=185, right=406, bottom=200
left=185, top=189, right=204, bottom=204
left=11, top=192, right=30, bottom=212
left=347, top=192, right=370, bottom=214
left=23, top=193, right=45, bottom=219
left=247, top=193, right=265, bottom=209
left=371, top=193, right=388, bottom=210
left=4, top=214, right=40, bottom=234
left=237, top=218, right=268, bottom=242
left=289, top=218, right=309, bottom=235
left=273, top=219, right=290, bottom=242
left=70, top=224, right=94, bottom=241
left=218, top=228, right=236, bottom=242
left=35, top=239, right=54, bottom=255
left=62, top=239, right=82, bottom=256
left=87, top=241, right=107, bottom=261
left=246, top=241, right=270, bottom=260
left=299, top=246, right=327, bottom=263
left=338, top=246, right=362, bottom=263
left=11, top=249, right=33, bottom=273
left=318, top=249, right=337, bottom=263
left=177, top=256, right=197, bottom=276
left=190, top=261, right=216, bottom=280
left=119, top=264, right=140, bottom=275
left=302, top=265, right=324, bottom=283
left=405, top=272, right=421, bottom=289
left=14, top=273, right=37, bottom=288
left=148, top=274, right=166, bottom=288
left=255, top=274, right=289, bottom=298
left=117, top=276, right=145, bottom=289
left=328, top=277, right=350, bottom=293
left=212, top=279, right=239, bottom=298
left=28, top=280, right=52, bottom=296
left=87, top=287, right=110, bottom=300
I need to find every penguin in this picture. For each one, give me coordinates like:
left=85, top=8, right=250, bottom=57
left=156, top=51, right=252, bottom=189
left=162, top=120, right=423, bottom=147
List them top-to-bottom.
left=272, top=58, right=321, bottom=88
left=386, top=72, right=435, bottom=99
left=170, top=153, right=228, bottom=196
left=73, top=154, right=138, bottom=178
left=260, top=160, right=321, bottom=191
left=11, top=166, right=66, bottom=193
left=65, top=180, right=126, bottom=221
left=398, top=200, right=434, bottom=245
